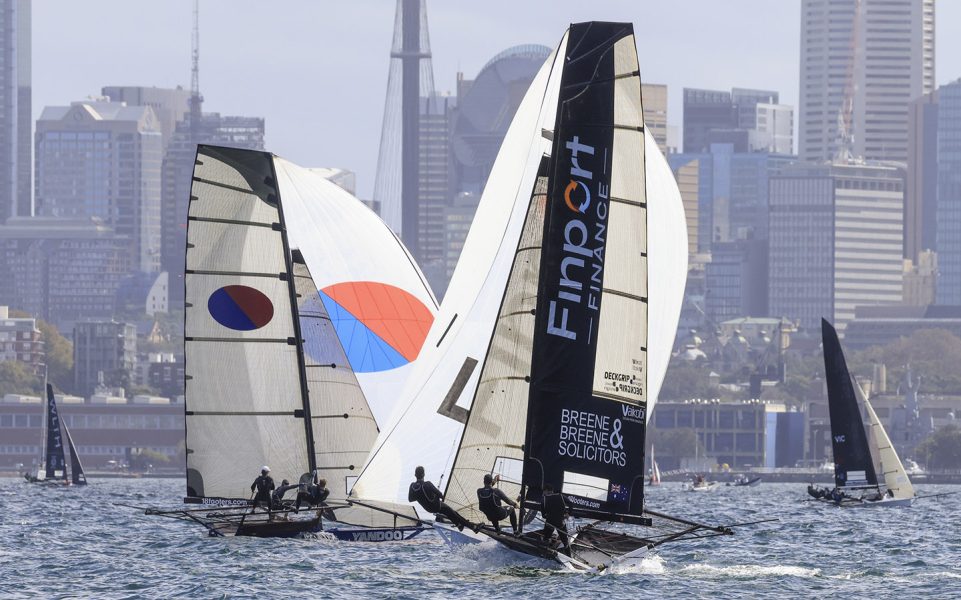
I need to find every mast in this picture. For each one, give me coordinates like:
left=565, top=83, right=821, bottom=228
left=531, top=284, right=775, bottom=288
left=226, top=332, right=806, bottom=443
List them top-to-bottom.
left=269, top=157, right=317, bottom=475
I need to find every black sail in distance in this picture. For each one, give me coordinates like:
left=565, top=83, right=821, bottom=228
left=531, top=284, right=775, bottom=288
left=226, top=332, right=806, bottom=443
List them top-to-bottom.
left=524, top=22, right=647, bottom=521
left=821, top=319, right=878, bottom=489
left=44, top=384, right=67, bottom=480
left=64, top=423, right=87, bottom=485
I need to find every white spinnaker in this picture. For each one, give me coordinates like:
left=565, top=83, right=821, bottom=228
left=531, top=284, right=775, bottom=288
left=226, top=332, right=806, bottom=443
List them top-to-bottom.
left=350, top=39, right=567, bottom=509
left=645, top=129, right=688, bottom=415
left=185, top=148, right=309, bottom=500
left=274, top=159, right=438, bottom=427
left=859, top=384, right=915, bottom=499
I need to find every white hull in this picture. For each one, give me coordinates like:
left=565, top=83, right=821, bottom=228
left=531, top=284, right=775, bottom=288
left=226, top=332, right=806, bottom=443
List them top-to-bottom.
left=684, top=482, right=719, bottom=492
left=844, top=496, right=915, bottom=509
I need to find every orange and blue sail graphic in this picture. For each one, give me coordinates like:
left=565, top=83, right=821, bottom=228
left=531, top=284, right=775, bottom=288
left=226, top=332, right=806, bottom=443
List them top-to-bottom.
left=318, top=282, right=433, bottom=373
left=208, top=285, right=274, bottom=331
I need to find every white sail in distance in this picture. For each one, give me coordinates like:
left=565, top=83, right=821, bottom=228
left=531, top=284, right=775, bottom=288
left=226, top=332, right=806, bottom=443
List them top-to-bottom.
left=857, top=382, right=915, bottom=500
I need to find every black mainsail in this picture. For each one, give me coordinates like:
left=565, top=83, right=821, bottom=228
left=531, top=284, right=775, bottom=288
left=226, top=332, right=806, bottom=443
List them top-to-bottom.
left=435, top=22, right=736, bottom=569
left=822, top=318, right=879, bottom=490
left=44, top=383, right=68, bottom=481
left=63, top=421, right=87, bottom=486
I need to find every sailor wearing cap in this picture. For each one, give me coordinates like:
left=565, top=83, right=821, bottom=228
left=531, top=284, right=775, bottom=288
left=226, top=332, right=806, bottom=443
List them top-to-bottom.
left=250, top=466, right=275, bottom=512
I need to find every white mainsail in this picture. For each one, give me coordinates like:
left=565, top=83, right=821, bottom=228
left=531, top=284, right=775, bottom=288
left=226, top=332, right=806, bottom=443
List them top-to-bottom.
left=185, top=148, right=437, bottom=503
left=858, top=383, right=915, bottom=500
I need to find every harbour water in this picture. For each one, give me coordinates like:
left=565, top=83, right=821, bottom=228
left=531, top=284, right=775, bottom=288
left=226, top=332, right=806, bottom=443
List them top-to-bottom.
left=1, top=478, right=959, bottom=598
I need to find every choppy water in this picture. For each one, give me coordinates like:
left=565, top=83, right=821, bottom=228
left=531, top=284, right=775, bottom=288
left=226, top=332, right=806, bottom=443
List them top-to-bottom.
left=1, top=478, right=959, bottom=599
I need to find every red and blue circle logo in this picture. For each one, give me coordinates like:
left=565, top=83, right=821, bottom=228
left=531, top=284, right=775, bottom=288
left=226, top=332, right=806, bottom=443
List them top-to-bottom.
left=317, top=282, right=433, bottom=373
left=208, top=285, right=275, bottom=331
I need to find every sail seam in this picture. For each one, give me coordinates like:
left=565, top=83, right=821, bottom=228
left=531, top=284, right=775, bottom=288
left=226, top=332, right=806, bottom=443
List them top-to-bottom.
left=185, top=269, right=283, bottom=278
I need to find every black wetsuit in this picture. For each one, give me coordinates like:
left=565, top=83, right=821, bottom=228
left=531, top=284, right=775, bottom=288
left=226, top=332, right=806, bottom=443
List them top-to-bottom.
left=250, top=474, right=275, bottom=511
left=409, top=480, right=472, bottom=530
left=271, top=483, right=300, bottom=508
left=296, top=484, right=330, bottom=509
left=477, top=485, right=517, bottom=533
left=540, top=491, right=570, bottom=552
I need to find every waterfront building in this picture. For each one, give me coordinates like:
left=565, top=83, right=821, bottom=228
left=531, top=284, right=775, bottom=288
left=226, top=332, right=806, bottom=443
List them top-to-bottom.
left=73, top=320, right=137, bottom=398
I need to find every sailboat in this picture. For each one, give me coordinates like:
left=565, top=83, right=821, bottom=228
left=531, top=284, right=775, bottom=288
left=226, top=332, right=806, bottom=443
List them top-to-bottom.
left=354, top=22, right=740, bottom=570
left=145, top=145, right=436, bottom=538
left=817, top=319, right=915, bottom=508
left=24, top=384, right=87, bottom=486
left=649, top=448, right=661, bottom=486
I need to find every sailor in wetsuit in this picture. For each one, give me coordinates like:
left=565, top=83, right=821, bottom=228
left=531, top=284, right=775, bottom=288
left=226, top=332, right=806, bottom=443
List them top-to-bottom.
left=408, top=465, right=476, bottom=532
left=250, top=466, right=275, bottom=512
left=295, top=473, right=330, bottom=510
left=476, top=474, right=518, bottom=534
left=271, top=479, right=299, bottom=509
left=540, top=483, right=570, bottom=554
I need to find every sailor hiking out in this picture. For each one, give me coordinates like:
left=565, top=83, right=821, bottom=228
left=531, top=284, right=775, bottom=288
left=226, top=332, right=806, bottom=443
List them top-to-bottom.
left=250, top=466, right=275, bottom=512
left=409, top=466, right=477, bottom=532
left=476, top=474, right=518, bottom=534
left=271, top=479, right=299, bottom=509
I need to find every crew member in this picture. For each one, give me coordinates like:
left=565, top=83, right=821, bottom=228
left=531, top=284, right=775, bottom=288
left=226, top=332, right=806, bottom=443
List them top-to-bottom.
left=250, top=466, right=275, bottom=512
left=409, top=466, right=476, bottom=532
left=295, top=473, right=330, bottom=510
left=476, top=474, right=518, bottom=534
left=272, top=478, right=299, bottom=509
left=540, top=483, right=570, bottom=554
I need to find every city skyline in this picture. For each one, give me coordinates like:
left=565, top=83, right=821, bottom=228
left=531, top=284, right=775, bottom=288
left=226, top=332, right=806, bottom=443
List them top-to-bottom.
left=30, top=1, right=961, bottom=201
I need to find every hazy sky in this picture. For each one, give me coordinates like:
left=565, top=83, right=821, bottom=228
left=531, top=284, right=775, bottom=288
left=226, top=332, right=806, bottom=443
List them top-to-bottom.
left=33, top=1, right=961, bottom=199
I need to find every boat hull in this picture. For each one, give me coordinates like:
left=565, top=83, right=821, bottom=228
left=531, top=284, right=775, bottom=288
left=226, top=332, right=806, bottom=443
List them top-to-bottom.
left=324, top=526, right=427, bottom=542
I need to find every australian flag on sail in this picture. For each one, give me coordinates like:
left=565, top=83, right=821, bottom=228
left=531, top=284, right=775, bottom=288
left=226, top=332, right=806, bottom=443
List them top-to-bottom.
left=608, top=482, right=629, bottom=503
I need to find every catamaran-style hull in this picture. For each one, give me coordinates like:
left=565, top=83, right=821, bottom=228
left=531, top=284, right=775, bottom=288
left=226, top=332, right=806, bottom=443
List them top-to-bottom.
left=814, top=496, right=914, bottom=509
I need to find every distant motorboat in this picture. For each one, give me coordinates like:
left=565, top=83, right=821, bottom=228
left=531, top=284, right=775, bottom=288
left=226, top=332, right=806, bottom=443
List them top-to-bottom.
left=728, top=475, right=762, bottom=487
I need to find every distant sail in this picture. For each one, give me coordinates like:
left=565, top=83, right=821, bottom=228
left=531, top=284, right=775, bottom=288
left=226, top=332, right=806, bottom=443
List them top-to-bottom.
left=821, top=319, right=878, bottom=490
left=44, top=384, right=67, bottom=481
left=859, top=385, right=915, bottom=499
left=63, top=422, right=87, bottom=486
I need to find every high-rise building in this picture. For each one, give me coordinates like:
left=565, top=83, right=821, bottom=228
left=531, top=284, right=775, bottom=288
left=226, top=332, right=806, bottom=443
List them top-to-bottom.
left=0, top=0, right=30, bottom=222
left=372, top=0, right=436, bottom=253
left=798, top=0, right=935, bottom=163
left=935, top=80, right=961, bottom=305
left=642, top=83, right=668, bottom=154
left=101, top=86, right=191, bottom=150
left=684, top=87, right=792, bottom=155
left=683, top=88, right=736, bottom=154
left=906, top=90, right=939, bottom=262
left=416, top=93, right=453, bottom=291
left=35, top=100, right=163, bottom=273
left=160, top=112, right=265, bottom=305
left=669, top=144, right=793, bottom=251
left=673, top=160, right=700, bottom=257
left=769, top=163, right=905, bottom=331
left=0, top=217, right=131, bottom=330
left=705, top=239, right=769, bottom=321
left=73, top=320, right=137, bottom=398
